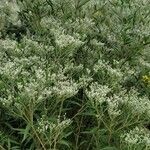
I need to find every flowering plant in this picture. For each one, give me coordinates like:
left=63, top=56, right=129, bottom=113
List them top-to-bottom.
left=0, top=0, right=150, bottom=149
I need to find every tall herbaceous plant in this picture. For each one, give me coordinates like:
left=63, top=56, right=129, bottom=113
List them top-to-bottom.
left=0, top=0, right=150, bottom=149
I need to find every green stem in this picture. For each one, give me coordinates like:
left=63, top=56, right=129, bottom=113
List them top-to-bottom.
left=0, top=145, right=6, bottom=150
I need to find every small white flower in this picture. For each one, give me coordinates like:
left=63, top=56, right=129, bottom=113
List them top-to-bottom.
left=86, top=82, right=111, bottom=104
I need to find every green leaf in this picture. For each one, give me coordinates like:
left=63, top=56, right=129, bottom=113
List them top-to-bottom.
left=78, top=0, right=91, bottom=8
left=22, top=124, right=31, bottom=143
left=63, top=131, right=72, bottom=138
left=59, top=140, right=71, bottom=148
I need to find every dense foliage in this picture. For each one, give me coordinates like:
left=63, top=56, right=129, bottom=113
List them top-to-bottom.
left=0, top=0, right=150, bottom=149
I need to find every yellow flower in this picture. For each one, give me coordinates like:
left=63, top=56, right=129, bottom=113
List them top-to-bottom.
left=93, top=10, right=102, bottom=18
left=142, top=75, right=150, bottom=84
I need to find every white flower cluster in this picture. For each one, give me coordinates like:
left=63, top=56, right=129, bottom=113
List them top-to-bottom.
left=0, top=0, right=20, bottom=25
left=41, top=16, right=61, bottom=30
left=72, top=17, right=95, bottom=37
left=47, top=18, right=83, bottom=50
left=55, top=31, right=83, bottom=49
left=21, top=37, right=53, bottom=56
left=0, top=39, right=17, bottom=50
left=1, top=39, right=18, bottom=58
left=0, top=55, right=45, bottom=81
left=138, top=58, right=150, bottom=70
left=0, top=59, right=81, bottom=106
left=94, top=59, right=123, bottom=79
left=0, top=61, right=21, bottom=80
left=64, top=63, right=83, bottom=73
left=35, top=68, right=45, bottom=81
left=33, top=70, right=80, bottom=101
left=51, top=74, right=79, bottom=100
left=79, top=75, right=93, bottom=88
left=12, top=79, right=45, bottom=108
left=22, top=82, right=39, bottom=99
left=86, top=82, right=111, bottom=104
left=86, top=82, right=121, bottom=117
left=86, top=83, right=150, bottom=119
left=119, top=90, right=150, bottom=118
left=0, top=93, right=14, bottom=107
left=129, top=96, right=150, bottom=118
left=107, top=97, right=121, bottom=118
left=38, top=116, right=72, bottom=133
left=121, top=127, right=150, bottom=147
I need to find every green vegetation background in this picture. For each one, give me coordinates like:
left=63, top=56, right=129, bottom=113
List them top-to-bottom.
left=0, top=0, right=150, bottom=149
